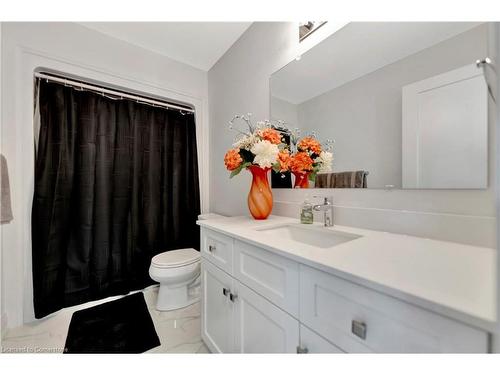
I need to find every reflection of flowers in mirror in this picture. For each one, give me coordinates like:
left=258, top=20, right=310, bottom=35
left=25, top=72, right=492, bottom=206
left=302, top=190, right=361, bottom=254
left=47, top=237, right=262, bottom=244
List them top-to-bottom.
left=315, top=151, right=333, bottom=173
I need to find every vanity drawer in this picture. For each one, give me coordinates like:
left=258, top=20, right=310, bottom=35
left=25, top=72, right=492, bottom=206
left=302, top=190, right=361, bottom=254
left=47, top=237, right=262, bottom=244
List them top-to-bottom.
left=201, top=228, right=234, bottom=273
left=234, top=240, right=299, bottom=317
left=299, top=265, right=488, bottom=353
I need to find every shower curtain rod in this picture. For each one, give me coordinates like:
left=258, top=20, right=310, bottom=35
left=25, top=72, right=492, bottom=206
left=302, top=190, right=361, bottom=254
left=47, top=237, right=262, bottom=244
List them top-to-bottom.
left=34, top=72, right=195, bottom=113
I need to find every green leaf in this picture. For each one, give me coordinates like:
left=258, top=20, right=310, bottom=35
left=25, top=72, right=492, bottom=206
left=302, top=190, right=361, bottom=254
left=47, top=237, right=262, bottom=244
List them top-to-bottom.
left=229, top=162, right=251, bottom=178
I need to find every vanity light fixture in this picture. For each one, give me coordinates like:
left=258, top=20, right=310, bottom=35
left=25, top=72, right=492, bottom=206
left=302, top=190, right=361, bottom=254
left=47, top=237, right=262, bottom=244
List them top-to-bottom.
left=299, top=21, right=327, bottom=42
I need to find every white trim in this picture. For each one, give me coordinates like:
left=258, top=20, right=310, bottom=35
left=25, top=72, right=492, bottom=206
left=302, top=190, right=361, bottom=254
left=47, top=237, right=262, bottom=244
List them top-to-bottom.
left=494, top=22, right=500, bottom=351
left=11, top=45, right=210, bottom=327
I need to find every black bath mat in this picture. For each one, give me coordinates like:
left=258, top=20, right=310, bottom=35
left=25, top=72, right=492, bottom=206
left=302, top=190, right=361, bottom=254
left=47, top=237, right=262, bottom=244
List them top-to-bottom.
left=64, top=292, right=160, bottom=353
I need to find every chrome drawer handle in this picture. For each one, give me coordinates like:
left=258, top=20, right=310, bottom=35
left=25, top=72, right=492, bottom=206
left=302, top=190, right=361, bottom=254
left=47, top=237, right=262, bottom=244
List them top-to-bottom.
left=208, top=245, right=216, bottom=253
left=222, top=287, right=230, bottom=296
left=229, top=293, right=238, bottom=302
left=351, top=320, right=367, bottom=340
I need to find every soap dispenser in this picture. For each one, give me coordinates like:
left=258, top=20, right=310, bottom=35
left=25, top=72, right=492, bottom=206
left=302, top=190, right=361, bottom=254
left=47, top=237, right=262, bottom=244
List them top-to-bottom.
left=300, top=195, right=314, bottom=224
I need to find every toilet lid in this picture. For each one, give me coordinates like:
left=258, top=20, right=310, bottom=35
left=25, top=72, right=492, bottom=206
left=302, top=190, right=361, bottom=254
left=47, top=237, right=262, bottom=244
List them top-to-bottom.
left=151, top=248, right=200, bottom=268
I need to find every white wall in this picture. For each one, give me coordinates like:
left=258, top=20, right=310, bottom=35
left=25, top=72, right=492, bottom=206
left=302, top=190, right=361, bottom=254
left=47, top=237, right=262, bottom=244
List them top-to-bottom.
left=0, top=22, right=209, bottom=329
left=208, top=22, right=497, bottom=249
left=208, top=22, right=298, bottom=217
left=270, top=96, right=298, bottom=126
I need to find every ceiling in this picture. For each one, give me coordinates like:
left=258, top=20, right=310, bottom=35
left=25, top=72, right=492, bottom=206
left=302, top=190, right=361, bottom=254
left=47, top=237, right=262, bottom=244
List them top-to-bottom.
left=80, top=22, right=252, bottom=71
left=271, top=22, right=483, bottom=104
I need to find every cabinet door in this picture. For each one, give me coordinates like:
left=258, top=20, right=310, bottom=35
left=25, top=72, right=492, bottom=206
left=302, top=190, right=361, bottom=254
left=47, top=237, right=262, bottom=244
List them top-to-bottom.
left=201, top=260, right=234, bottom=353
left=233, top=281, right=299, bottom=353
left=299, top=325, right=344, bottom=353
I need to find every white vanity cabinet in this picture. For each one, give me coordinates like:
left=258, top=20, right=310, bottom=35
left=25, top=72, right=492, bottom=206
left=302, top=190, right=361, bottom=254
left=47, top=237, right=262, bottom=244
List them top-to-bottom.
left=200, top=228, right=489, bottom=354
left=200, top=231, right=301, bottom=353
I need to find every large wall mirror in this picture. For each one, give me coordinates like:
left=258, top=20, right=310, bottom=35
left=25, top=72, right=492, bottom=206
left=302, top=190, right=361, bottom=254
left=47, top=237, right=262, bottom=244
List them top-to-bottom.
left=270, top=22, right=494, bottom=189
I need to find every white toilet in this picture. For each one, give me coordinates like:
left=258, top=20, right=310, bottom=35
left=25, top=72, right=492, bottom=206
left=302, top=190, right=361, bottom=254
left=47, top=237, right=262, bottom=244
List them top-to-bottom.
left=149, top=213, right=226, bottom=311
left=149, top=248, right=201, bottom=311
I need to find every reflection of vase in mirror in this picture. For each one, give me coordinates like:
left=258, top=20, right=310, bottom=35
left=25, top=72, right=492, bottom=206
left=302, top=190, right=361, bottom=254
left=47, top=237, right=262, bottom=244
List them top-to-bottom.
left=247, top=166, right=273, bottom=220
left=293, top=172, right=310, bottom=189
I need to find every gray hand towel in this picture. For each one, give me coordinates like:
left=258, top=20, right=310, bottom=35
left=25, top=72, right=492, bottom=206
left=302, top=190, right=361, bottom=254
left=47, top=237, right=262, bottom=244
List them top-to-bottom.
left=1, top=154, right=13, bottom=223
left=316, top=171, right=368, bottom=188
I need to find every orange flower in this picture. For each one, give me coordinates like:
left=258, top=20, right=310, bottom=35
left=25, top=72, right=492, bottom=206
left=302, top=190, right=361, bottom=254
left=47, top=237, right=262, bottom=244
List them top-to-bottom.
left=259, top=128, right=282, bottom=145
left=297, top=136, right=322, bottom=154
left=224, top=149, right=243, bottom=171
left=277, top=150, right=291, bottom=172
left=290, top=152, right=313, bottom=173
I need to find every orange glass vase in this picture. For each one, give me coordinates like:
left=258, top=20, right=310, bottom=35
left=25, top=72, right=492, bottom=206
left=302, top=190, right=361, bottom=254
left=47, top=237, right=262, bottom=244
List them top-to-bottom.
left=247, top=165, right=273, bottom=220
left=293, top=171, right=311, bottom=189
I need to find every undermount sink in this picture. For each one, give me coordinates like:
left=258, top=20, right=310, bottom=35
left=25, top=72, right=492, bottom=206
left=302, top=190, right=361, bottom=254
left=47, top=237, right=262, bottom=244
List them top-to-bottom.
left=255, top=224, right=362, bottom=249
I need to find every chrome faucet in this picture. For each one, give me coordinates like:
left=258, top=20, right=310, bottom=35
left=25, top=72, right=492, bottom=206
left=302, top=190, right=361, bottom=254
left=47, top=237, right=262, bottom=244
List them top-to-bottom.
left=313, top=195, right=334, bottom=227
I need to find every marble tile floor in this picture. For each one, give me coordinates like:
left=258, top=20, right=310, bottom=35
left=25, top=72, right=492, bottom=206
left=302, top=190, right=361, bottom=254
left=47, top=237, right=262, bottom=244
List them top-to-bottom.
left=1, top=286, right=209, bottom=354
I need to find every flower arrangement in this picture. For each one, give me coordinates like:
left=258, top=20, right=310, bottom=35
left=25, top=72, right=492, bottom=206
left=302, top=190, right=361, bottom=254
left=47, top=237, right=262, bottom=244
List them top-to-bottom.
left=223, top=113, right=334, bottom=219
left=223, top=114, right=333, bottom=181
left=224, top=114, right=289, bottom=177
left=224, top=114, right=291, bottom=220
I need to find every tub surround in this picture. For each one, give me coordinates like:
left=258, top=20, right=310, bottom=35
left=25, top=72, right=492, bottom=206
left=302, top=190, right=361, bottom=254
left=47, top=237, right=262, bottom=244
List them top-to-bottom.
left=198, top=215, right=497, bottom=333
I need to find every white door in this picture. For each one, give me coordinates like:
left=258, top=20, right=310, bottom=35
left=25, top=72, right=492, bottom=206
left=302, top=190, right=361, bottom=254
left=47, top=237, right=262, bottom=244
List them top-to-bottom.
left=402, top=63, right=488, bottom=189
left=201, top=260, right=234, bottom=353
left=233, top=281, right=299, bottom=353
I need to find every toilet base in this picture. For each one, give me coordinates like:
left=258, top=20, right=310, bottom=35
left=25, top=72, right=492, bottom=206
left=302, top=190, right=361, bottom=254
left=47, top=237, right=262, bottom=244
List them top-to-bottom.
left=156, top=283, right=200, bottom=311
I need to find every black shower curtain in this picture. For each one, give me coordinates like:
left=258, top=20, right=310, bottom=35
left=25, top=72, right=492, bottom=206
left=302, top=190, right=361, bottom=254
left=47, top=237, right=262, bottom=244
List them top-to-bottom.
left=32, top=80, right=200, bottom=319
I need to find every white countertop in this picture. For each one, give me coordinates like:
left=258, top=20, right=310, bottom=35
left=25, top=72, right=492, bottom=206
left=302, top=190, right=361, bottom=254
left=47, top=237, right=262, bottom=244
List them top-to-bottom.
left=198, top=215, right=497, bottom=332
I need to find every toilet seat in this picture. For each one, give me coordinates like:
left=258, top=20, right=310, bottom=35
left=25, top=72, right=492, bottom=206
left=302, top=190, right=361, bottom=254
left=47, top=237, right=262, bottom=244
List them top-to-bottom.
left=151, top=248, right=200, bottom=269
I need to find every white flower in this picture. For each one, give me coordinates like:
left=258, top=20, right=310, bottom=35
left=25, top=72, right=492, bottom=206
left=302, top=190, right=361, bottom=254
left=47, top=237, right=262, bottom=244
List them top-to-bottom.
left=255, top=120, right=266, bottom=128
left=233, top=133, right=258, bottom=150
left=250, top=140, right=279, bottom=168
left=315, top=151, right=333, bottom=173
